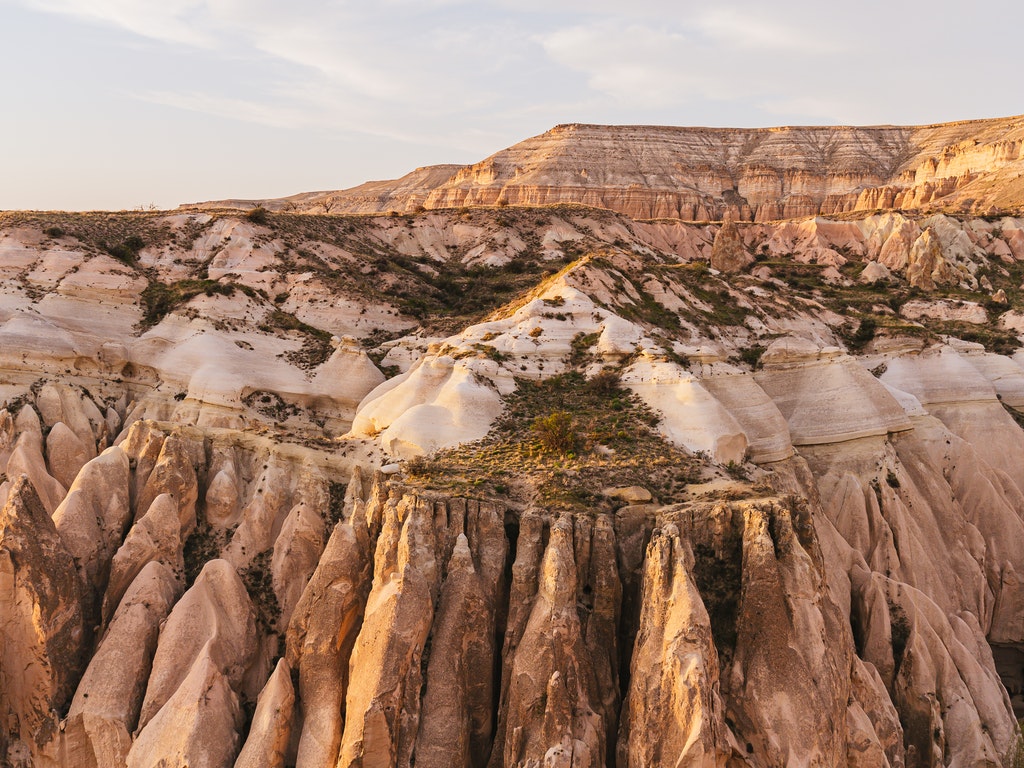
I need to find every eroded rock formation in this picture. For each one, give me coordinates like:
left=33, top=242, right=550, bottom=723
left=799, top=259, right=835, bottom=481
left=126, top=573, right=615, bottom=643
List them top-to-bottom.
left=198, top=116, right=1024, bottom=220
left=5, top=123, right=1024, bottom=765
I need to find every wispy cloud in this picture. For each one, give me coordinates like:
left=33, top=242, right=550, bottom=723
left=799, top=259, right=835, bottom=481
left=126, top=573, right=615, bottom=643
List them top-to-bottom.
left=12, top=0, right=853, bottom=131
left=23, top=0, right=215, bottom=46
left=695, top=7, right=835, bottom=54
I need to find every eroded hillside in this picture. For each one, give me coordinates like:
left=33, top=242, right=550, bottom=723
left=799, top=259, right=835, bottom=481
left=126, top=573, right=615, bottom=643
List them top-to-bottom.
left=194, top=115, right=1024, bottom=221
left=3, top=201, right=1024, bottom=766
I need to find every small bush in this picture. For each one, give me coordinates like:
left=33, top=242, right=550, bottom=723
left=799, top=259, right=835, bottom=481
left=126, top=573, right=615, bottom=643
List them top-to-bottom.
left=247, top=207, right=269, bottom=225
left=43, top=226, right=65, bottom=238
left=123, top=234, right=145, bottom=252
left=103, top=235, right=145, bottom=266
left=844, top=317, right=877, bottom=352
left=569, top=332, right=600, bottom=364
left=738, top=345, right=766, bottom=370
left=586, top=369, right=622, bottom=397
left=532, top=411, right=580, bottom=455
left=405, top=455, right=441, bottom=476
left=724, top=460, right=749, bottom=480
left=886, top=470, right=900, bottom=488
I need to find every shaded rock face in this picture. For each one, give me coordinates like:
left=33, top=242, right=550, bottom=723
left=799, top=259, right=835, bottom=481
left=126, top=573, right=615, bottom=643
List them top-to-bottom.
left=0, top=478, right=85, bottom=763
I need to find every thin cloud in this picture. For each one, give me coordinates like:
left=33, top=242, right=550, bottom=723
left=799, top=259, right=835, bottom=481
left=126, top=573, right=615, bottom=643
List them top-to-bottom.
left=22, top=0, right=215, bottom=47
left=695, top=7, right=836, bottom=54
left=539, top=21, right=735, bottom=108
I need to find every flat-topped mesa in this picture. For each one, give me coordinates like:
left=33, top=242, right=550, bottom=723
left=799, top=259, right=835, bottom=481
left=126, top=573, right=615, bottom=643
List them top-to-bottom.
left=216, top=115, right=1024, bottom=220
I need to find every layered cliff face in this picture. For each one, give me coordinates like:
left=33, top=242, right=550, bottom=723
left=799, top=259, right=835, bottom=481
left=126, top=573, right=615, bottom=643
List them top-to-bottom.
left=194, top=116, right=1024, bottom=221
left=5, top=191, right=1024, bottom=767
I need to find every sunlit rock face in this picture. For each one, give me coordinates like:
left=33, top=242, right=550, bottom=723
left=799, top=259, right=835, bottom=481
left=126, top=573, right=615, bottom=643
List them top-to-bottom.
left=5, top=115, right=1024, bottom=766
left=207, top=115, right=1024, bottom=220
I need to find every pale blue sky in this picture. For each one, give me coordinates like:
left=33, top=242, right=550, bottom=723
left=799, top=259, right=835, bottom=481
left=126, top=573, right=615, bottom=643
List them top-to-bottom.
left=2, top=0, right=1021, bottom=211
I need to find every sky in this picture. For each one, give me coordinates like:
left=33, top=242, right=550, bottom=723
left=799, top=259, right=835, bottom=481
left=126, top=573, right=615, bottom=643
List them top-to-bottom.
left=1, top=0, right=1022, bottom=211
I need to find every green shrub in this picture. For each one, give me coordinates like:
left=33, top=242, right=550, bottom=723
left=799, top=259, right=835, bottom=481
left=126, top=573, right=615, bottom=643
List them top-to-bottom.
left=102, top=235, right=146, bottom=266
left=141, top=279, right=235, bottom=327
left=844, top=317, right=877, bottom=352
left=738, top=345, right=766, bottom=369
left=532, top=411, right=580, bottom=455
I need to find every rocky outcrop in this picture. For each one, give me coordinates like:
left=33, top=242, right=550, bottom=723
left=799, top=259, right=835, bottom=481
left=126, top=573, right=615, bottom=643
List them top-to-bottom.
left=710, top=216, right=752, bottom=273
left=906, top=228, right=956, bottom=289
left=134, top=432, right=201, bottom=537
left=52, top=446, right=132, bottom=620
left=0, top=447, right=1021, bottom=767
left=0, top=477, right=85, bottom=765
left=101, top=492, right=184, bottom=624
left=336, top=494, right=439, bottom=768
left=724, top=502, right=852, bottom=766
left=499, top=514, right=606, bottom=767
left=284, top=517, right=371, bottom=768
left=618, top=524, right=731, bottom=767
left=413, top=534, right=495, bottom=768
left=132, top=559, right=257, bottom=763
left=63, top=561, right=180, bottom=768
left=126, top=654, right=244, bottom=768
left=233, top=658, right=295, bottom=768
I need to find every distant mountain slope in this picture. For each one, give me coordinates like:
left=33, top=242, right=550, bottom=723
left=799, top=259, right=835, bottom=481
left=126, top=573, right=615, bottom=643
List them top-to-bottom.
left=187, top=115, right=1024, bottom=220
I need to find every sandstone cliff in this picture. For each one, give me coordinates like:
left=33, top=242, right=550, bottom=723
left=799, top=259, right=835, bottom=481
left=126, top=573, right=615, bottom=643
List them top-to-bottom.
left=193, top=115, right=1024, bottom=221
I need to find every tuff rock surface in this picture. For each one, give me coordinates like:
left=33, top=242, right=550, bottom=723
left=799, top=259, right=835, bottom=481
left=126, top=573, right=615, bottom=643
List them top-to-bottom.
left=4, top=117, right=1024, bottom=767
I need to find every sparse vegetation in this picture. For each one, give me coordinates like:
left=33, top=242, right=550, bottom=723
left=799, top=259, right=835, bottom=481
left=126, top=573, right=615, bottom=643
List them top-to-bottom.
left=102, top=234, right=146, bottom=266
left=141, top=279, right=238, bottom=327
left=931, top=321, right=1022, bottom=355
left=569, top=331, right=600, bottom=365
left=586, top=368, right=622, bottom=396
left=401, top=369, right=700, bottom=511
left=242, top=389, right=301, bottom=421
left=326, top=482, right=348, bottom=532
left=183, top=521, right=232, bottom=586
left=240, top=549, right=281, bottom=634
left=890, top=603, right=911, bottom=675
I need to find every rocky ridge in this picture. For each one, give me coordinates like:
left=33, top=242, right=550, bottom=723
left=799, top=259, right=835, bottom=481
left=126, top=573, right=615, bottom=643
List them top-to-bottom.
left=191, top=116, right=1024, bottom=221
left=5, top=135, right=1024, bottom=765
